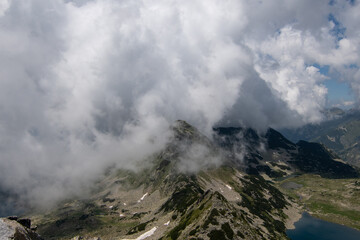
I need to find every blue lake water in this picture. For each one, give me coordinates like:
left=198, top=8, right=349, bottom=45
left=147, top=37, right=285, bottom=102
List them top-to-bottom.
left=286, top=212, right=360, bottom=240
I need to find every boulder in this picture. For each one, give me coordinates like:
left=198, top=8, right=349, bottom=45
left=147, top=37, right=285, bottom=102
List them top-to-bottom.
left=0, top=218, right=43, bottom=240
left=17, top=218, right=31, bottom=229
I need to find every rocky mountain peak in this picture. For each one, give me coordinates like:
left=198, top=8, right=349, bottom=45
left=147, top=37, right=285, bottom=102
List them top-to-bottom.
left=172, top=120, right=205, bottom=142
left=265, top=128, right=297, bottom=150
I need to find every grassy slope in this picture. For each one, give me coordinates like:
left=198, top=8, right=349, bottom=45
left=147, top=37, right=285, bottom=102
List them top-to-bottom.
left=277, top=174, right=360, bottom=230
left=32, top=201, right=141, bottom=240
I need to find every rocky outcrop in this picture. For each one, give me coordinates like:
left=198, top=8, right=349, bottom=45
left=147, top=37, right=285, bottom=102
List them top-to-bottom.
left=0, top=217, right=43, bottom=240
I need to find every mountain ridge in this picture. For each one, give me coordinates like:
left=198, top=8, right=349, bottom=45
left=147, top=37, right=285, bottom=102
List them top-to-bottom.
left=281, top=109, right=360, bottom=167
left=8, top=120, right=360, bottom=239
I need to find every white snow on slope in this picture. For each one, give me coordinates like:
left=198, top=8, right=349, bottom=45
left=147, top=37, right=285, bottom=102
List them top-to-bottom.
left=137, top=193, right=148, bottom=203
left=121, top=226, right=157, bottom=240
left=136, top=227, right=157, bottom=240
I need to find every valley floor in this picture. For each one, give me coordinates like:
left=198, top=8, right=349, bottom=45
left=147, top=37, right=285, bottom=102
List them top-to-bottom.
left=277, top=174, right=360, bottom=231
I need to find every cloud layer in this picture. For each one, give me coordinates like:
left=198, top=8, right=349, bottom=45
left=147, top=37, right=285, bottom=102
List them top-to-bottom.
left=0, top=0, right=359, bottom=211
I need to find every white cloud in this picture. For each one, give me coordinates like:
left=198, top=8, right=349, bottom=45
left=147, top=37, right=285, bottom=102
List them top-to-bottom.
left=0, top=0, right=359, bottom=211
left=0, top=0, right=9, bottom=17
left=249, top=26, right=329, bottom=124
left=333, top=100, right=355, bottom=108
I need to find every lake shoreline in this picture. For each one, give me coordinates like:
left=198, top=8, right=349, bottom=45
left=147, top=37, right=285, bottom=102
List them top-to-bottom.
left=284, top=202, right=302, bottom=230
left=286, top=211, right=360, bottom=240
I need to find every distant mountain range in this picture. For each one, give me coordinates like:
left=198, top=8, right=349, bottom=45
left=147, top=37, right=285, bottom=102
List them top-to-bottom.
left=281, top=108, right=360, bottom=167
left=7, top=120, right=356, bottom=240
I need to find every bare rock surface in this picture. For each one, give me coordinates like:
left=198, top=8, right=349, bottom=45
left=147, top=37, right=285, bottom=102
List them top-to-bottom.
left=0, top=218, right=43, bottom=240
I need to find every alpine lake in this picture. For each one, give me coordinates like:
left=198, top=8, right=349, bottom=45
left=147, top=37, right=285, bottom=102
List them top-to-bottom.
left=286, top=212, right=360, bottom=240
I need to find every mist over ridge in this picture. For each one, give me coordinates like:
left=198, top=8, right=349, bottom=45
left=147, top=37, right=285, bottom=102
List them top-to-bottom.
left=0, top=0, right=359, bottom=212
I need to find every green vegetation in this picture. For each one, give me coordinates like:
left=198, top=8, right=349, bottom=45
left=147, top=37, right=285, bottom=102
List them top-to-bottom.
left=270, top=162, right=291, bottom=171
left=255, top=165, right=287, bottom=178
left=201, top=166, right=236, bottom=183
left=114, top=168, right=152, bottom=189
left=278, top=174, right=360, bottom=230
left=236, top=175, right=289, bottom=238
left=160, top=178, right=204, bottom=214
left=33, top=200, right=140, bottom=240
left=167, top=201, right=211, bottom=240
left=308, top=202, right=360, bottom=222
left=202, top=208, right=220, bottom=229
left=127, top=218, right=154, bottom=235
left=221, top=222, right=234, bottom=239
left=207, top=229, right=226, bottom=240
left=237, top=230, right=245, bottom=238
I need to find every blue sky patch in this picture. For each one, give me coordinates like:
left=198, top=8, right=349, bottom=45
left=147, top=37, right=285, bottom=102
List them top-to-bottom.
left=328, top=14, right=346, bottom=42
left=313, top=63, right=354, bottom=107
left=324, top=79, right=354, bottom=107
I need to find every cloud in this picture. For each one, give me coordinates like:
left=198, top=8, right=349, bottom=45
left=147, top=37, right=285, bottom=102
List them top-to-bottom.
left=0, top=0, right=359, bottom=212
left=0, top=0, right=9, bottom=16
left=332, top=100, right=355, bottom=108
left=177, top=143, right=222, bottom=173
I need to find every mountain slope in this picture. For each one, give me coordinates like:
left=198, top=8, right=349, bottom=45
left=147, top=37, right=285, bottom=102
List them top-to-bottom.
left=281, top=109, right=360, bottom=167
left=25, top=120, right=359, bottom=239
left=214, top=126, right=358, bottom=179
left=32, top=168, right=295, bottom=240
left=277, top=174, right=360, bottom=231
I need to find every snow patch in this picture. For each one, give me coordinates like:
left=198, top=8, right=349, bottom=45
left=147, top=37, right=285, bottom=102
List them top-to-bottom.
left=137, top=193, right=148, bottom=203
left=164, top=220, right=170, bottom=226
left=121, top=226, right=157, bottom=240
left=136, top=226, right=157, bottom=240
